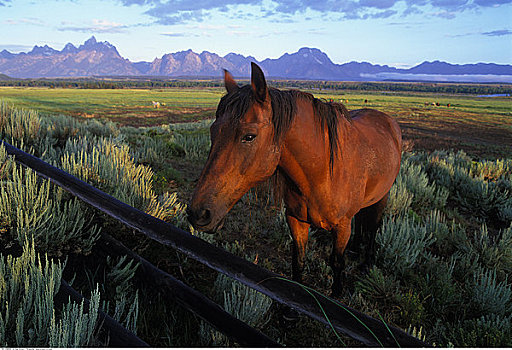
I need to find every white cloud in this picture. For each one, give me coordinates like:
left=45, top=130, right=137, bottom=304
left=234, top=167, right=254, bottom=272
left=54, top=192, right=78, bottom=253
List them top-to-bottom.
left=114, top=0, right=512, bottom=24
left=4, top=17, right=45, bottom=26
left=58, top=19, right=128, bottom=33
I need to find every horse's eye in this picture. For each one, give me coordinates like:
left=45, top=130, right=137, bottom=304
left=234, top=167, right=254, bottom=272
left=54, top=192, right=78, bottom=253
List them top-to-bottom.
left=241, top=134, right=257, bottom=143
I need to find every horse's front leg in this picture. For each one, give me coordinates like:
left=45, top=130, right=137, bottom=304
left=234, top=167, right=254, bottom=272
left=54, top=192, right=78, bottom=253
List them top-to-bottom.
left=286, top=214, right=310, bottom=284
left=330, top=217, right=352, bottom=297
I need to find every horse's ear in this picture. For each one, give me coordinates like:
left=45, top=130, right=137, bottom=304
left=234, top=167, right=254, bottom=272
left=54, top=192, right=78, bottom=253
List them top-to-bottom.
left=251, top=62, right=268, bottom=103
left=224, top=69, right=238, bottom=94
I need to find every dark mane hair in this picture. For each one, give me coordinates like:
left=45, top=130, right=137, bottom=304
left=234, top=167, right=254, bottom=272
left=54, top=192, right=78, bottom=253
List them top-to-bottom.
left=216, top=85, right=351, bottom=168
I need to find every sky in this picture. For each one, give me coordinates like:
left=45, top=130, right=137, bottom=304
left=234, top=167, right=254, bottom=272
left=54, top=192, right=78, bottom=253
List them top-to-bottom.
left=1, top=0, right=511, bottom=68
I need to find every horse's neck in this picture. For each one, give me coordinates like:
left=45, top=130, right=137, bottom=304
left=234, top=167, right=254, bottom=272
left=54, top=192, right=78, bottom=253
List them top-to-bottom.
left=278, top=103, right=346, bottom=199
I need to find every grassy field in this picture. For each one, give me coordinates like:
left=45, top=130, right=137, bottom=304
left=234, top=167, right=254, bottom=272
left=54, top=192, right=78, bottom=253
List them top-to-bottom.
left=1, top=84, right=511, bottom=347
left=1, top=85, right=510, bottom=158
left=0, top=86, right=222, bottom=126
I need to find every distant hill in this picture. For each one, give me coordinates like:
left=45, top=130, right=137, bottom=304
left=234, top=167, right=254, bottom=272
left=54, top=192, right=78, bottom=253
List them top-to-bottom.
left=0, top=37, right=511, bottom=82
left=402, top=60, right=512, bottom=75
left=0, top=73, right=14, bottom=80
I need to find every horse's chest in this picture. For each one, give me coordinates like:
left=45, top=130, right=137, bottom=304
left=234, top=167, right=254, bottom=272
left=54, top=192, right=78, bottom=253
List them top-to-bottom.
left=305, top=204, right=339, bottom=231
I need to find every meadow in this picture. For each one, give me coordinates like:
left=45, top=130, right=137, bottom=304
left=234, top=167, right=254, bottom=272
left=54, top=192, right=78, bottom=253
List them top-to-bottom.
left=0, top=83, right=511, bottom=347
left=1, top=84, right=510, bottom=158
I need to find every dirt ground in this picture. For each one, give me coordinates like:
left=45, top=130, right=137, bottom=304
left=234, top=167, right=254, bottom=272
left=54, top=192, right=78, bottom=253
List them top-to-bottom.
left=78, top=106, right=216, bottom=127
left=394, top=110, right=511, bottom=159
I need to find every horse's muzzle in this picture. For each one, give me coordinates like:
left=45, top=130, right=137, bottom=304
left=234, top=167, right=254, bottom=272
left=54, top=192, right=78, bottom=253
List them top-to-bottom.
left=187, top=206, right=212, bottom=226
left=187, top=207, right=224, bottom=233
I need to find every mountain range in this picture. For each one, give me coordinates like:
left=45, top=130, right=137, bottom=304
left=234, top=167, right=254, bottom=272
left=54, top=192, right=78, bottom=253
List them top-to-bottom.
left=1, top=36, right=511, bottom=82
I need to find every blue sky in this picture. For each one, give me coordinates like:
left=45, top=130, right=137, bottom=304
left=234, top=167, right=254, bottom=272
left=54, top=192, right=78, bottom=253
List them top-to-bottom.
left=1, top=0, right=511, bottom=67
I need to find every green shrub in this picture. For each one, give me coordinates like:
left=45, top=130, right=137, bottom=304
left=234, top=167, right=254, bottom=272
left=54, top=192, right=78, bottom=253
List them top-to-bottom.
left=0, top=102, right=41, bottom=147
left=1, top=102, right=118, bottom=160
left=43, top=114, right=119, bottom=147
left=167, top=119, right=213, bottom=131
left=166, top=121, right=212, bottom=162
left=171, top=131, right=211, bottom=162
left=131, top=132, right=177, bottom=165
left=60, top=136, right=186, bottom=222
left=0, top=141, right=14, bottom=179
left=0, top=145, right=100, bottom=255
left=422, top=150, right=512, bottom=223
left=386, top=156, right=448, bottom=215
left=400, top=156, right=449, bottom=212
left=470, top=158, right=512, bottom=182
left=386, top=175, right=414, bottom=216
left=454, top=179, right=511, bottom=222
left=425, top=210, right=469, bottom=257
left=376, top=214, right=435, bottom=277
left=471, top=224, right=512, bottom=278
left=199, top=239, right=272, bottom=347
left=0, top=240, right=100, bottom=347
left=422, top=254, right=462, bottom=320
left=101, top=256, right=140, bottom=335
left=355, top=267, right=400, bottom=304
left=469, top=267, right=511, bottom=317
left=199, top=272, right=273, bottom=346
left=217, top=273, right=273, bottom=329
left=48, top=288, right=100, bottom=347
left=398, top=290, right=426, bottom=327
left=447, top=314, right=512, bottom=347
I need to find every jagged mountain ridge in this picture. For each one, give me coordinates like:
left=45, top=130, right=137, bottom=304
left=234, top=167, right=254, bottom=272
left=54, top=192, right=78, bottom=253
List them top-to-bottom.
left=0, top=36, right=511, bottom=80
left=0, top=37, right=138, bottom=78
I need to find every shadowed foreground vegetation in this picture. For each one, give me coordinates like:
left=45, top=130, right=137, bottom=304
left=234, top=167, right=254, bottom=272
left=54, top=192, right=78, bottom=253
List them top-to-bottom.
left=0, top=91, right=511, bottom=346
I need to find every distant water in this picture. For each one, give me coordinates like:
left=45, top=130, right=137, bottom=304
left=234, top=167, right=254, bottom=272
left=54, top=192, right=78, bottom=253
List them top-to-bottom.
left=360, top=72, right=512, bottom=83
left=476, top=94, right=511, bottom=97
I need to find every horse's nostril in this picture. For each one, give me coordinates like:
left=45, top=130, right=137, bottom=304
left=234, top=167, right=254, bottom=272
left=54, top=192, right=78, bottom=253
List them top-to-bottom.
left=188, top=207, right=212, bottom=227
left=198, top=208, right=211, bottom=224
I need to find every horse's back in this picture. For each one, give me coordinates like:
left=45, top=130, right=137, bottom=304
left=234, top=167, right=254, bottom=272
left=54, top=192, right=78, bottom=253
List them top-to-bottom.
left=348, top=108, right=402, bottom=206
left=350, top=108, right=402, bottom=148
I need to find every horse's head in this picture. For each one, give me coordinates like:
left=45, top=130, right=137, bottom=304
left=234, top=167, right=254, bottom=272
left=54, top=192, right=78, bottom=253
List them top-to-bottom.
left=188, top=63, right=281, bottom=232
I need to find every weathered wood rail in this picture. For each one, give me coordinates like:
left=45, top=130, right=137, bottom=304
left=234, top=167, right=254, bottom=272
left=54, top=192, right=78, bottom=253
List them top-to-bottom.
left=2, top=140, right=430, bottom=347
left=97, top=233, right=280, bottom=347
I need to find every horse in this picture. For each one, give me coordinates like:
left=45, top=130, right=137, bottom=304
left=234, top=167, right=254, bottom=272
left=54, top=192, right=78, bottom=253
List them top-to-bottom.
left=187, top=63, right=402, bottom=296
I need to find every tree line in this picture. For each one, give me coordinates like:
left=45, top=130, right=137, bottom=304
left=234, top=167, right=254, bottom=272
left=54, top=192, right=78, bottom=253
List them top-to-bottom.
left=0, top=77, right=510, bottom=95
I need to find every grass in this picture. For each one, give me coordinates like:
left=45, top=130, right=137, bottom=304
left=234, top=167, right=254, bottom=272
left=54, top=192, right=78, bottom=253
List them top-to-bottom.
left=1, top=85, right=510, bottom=158
left=0, top=86, right=222, bottom=126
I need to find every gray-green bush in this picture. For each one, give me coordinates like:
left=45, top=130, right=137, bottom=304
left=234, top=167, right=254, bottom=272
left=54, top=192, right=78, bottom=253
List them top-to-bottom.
left=60, top=135, right=186, bottom=222
left=0, top=144, right=100, bottom=255
left=418, top=150, right=512, bottom=223
left=386, top=156, right=448, bottom=216
left=377, top=214, right=435, bottom=277
left=0, top=240, right=100, bottom=347
left=108, top=256, right=140, bottom=332
left=199, top=272, right=273, bottom=346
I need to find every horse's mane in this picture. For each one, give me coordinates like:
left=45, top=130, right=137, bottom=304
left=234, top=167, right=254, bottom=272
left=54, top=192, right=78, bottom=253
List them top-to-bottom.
left=216, top=85, right=351, bottom=167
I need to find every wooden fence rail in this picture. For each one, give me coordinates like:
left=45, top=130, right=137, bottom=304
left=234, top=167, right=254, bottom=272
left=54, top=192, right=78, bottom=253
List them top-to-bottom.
left=2, top=140, right=429, bottom=347
left=98, top=233, right=280, bottom=347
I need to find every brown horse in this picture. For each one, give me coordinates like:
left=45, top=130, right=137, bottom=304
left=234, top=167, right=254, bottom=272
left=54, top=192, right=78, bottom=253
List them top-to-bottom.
left=188, top=63, right=402, bottom=295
